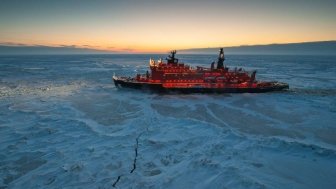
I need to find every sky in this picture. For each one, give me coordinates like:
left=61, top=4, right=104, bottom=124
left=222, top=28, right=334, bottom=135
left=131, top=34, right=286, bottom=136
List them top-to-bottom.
left=0, top=0, right=335, bottom=53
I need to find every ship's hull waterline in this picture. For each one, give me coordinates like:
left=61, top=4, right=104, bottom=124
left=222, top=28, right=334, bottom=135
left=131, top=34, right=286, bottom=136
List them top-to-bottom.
left=113, top=76, right=289, bottom=93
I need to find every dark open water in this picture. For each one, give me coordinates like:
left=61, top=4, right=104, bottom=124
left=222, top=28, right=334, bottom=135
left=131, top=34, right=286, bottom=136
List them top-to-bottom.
left=0, top=54, right=336, bottom=188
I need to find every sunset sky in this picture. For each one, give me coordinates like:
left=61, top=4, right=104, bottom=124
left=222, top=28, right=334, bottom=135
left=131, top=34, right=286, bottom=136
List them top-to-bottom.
left=1, top=0, right=335, bottom=53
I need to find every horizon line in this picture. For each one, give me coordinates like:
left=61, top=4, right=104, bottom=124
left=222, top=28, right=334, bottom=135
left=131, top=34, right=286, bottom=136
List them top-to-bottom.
left=0, top=39, right=335, bottom=53
left=0, top=40, right=336, bottom=55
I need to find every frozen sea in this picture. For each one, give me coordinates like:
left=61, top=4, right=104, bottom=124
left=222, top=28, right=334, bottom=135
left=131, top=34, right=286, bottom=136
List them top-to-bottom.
left=0, top=54, right=336, bottom=189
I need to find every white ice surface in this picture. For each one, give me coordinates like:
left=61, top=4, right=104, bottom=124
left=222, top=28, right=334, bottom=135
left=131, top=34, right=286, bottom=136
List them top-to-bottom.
left=1, top=55, right=336, bottom=189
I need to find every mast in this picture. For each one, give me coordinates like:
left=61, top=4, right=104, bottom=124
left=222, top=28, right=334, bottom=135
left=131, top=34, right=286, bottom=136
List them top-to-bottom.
left=216, top=48, right=225, bottom=69
left=166, top=50, right=178, bottom=64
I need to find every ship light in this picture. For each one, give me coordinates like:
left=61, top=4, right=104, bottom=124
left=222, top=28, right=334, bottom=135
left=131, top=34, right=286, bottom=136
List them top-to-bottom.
left=149, top=58, right=155, bottom=67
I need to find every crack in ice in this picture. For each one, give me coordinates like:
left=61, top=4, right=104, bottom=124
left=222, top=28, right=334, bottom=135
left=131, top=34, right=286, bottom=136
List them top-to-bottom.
left=112, top=133, right=143, bottom=188
left=130, top=134, right=142, bottom=173
left=112, top=175, right=121, bottom=188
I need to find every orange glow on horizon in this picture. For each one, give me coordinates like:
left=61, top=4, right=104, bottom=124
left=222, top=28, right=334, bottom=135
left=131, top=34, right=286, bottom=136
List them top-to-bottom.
left=1, top=0, right=335, bottom=53
left=1, top=14, right=335, bottom=53
left=3, top=22, right=335, bottom=53
left=2, top=34, right=335, bottom=54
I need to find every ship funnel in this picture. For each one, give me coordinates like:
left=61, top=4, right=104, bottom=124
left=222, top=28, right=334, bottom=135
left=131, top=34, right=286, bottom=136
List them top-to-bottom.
left=216, top=48, right=225, bottom=69
left=250, top=70, right=257, bottom=82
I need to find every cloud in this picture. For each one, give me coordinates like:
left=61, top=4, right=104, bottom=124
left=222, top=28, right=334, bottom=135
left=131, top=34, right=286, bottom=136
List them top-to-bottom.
left=0, top=42, right=29, bottom=46
left=0, top=43, right=116, bottom=55
left=82, top=44, right=98, bottom=48
left=59, top=45, right=77, bottom=48
left=121, top=48, right=135, bottom=52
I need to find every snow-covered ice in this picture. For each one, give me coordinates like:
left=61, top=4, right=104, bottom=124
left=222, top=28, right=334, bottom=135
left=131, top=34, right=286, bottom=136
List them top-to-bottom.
left=0, top=54, right=336, bottom=188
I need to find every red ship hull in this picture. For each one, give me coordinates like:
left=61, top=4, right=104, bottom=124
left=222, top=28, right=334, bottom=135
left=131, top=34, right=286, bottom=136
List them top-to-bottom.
left=113, top=76, right=289, bottom=93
